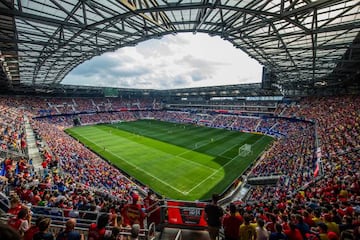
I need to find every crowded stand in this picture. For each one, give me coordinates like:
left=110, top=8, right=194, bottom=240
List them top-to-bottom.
left=0, top=95, right=359, bottom=240
left=0, top=105, right=27, bottom=155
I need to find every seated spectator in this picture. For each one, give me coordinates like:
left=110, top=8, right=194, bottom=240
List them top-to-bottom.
left=7, top=195, right=23, bottom=216
left=7, top=207, right=31, bottom=237
left=88, top=213, right=111, bottom=240
left=23, top=216, right=45, bottom=240
left=33, top=218, right=54, bottom=240
left=56, top=218, right=84, bottom=240
left=129, top=224, right=140, bottom=240
left=107, top=226, right=121, bottom=240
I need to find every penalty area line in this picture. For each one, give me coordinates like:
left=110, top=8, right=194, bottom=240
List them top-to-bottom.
left=77, top=134, right=186, bottom=195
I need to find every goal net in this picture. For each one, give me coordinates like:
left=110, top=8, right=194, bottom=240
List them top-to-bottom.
left=238, top=144, right=252, bottom=157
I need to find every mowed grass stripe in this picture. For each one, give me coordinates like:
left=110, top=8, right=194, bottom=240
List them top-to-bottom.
left=66, top=120, right=274, bottom=200
left=116, top=120, right=233, bottom=150
left=86, top=125, right=219, bottom=171
left=66, top=126, right=222, bottom=195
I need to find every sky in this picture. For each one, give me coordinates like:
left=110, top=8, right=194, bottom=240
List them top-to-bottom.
left=61, top=33, right=263, bottom=90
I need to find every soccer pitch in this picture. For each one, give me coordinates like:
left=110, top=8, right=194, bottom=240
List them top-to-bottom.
left=65, top=120, right=273, bottom=201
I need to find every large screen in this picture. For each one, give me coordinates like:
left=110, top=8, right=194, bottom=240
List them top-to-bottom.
left=103, top=88, right=118, bottom=97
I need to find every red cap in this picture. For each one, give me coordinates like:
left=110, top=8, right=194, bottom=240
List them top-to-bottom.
left=132, top=194, right=139, bottom=202
left=327, top=231, right=338, bottom=240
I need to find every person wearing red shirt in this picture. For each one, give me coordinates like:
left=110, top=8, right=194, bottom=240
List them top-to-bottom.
left=121, top=193, right=146, bottom=228
left=8, top=196, right=23, bottom=216
left=222, top=203, right=243, bottom=240
left=303, top=210, right=316, bottom=228
left=88, top=213, right=111, bottom=240
left=284, top=222, right=303, bottom=240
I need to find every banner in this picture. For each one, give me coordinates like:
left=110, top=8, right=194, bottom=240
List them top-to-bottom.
left=167, top=201, right=207, bottom=227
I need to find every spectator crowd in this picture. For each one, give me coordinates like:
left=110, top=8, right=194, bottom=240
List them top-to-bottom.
left=0, top=95, right=359, bottom=240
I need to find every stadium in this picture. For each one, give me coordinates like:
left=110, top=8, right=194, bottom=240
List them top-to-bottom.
left=0, top=1, right=359, bottom=240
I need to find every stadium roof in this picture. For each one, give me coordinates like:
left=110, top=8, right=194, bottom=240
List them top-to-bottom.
left=0, top=0, right=359, bottom=95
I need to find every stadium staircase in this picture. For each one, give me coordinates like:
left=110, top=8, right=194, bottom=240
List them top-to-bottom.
left=23, top=115, right=43, bottom=171
left=254, top=119, right=262, bottom=131
left=157, top=227, right=211, bottom=240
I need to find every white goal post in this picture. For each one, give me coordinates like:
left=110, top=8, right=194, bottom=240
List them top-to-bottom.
left=238, top=144, right=253, bottom=156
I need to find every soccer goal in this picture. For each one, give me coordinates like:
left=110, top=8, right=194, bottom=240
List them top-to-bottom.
left=238, top=144, right=253, bottom=157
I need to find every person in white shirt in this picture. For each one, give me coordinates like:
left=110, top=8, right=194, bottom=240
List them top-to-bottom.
left=256, top=218, right=269, bottom=240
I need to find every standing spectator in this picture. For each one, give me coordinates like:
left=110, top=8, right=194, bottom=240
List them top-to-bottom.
left=121, top=193, right=146, bottom=228
left=204, top=194, right=224, bottom=240
left=223, top=203, right=243, bottom=240
left=239, top=213, right=256, bottom=240
left=295, top=214, right=310, bottom=240
left=323, top=214, right=340, bottom=236
left=33, top=218, right=54, bottom=240
left=56, top=218, right=84, bottom=240
left=256, top=218, right=269, bottom=240
left=283, top=222, right=302, bottom=240
left=316, top=222, right=339, bottom=240
left=269, top=224, right=287, bottom=240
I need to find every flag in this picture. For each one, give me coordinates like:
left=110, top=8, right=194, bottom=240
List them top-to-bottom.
left=314, top=147, right=322, bottom=177
left=314, top=161, right=320, bottom=177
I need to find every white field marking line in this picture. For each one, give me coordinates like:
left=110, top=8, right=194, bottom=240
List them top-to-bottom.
left=108, top=122, right=195, bottom=140
left=109, top=122, right=227, bottom=145
left=100, top=123, right=232, bottom=152
left=97, top=126, right=232, bottom=172
left=80, top=128, right=222, bottom=194
left=82, top=128, right=266, bottom=195
left=87, top=128, right=218, bottom=172
left=92, top=128, right=218, bottom=172
left=191, top=131, right=234, bottom=150
left=168, top=132, right=236, bottom=171
left=78, top=134, right=186, bottom=194
left=205, top=134, right=252, bottom=161
left=186, top=135, right=269, bottom=194
left=185, top=141, right=242, bottom=194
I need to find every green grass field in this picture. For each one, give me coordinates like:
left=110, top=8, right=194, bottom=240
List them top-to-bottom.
left=65, top=120, right=273, bottom=201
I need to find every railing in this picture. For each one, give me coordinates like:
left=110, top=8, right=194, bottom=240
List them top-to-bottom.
left=0, top=191, right=10, bottom=213
left=1, top=213, right=156, bottom=240
left=174, top=229, right=182, bottom=240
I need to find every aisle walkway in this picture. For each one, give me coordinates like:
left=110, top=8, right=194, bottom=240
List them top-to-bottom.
left=24, top=115, right=43, bottom=172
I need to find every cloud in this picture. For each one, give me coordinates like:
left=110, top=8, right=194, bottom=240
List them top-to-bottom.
left=62, top=33, right=262, bottom=89
left=136, top=39, right=175, bottom=58
left=180, top=55, right=223, bottom=68
left=70, top=56, right=118, bottom=76
left=189, top=69, right=211, bottom=82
